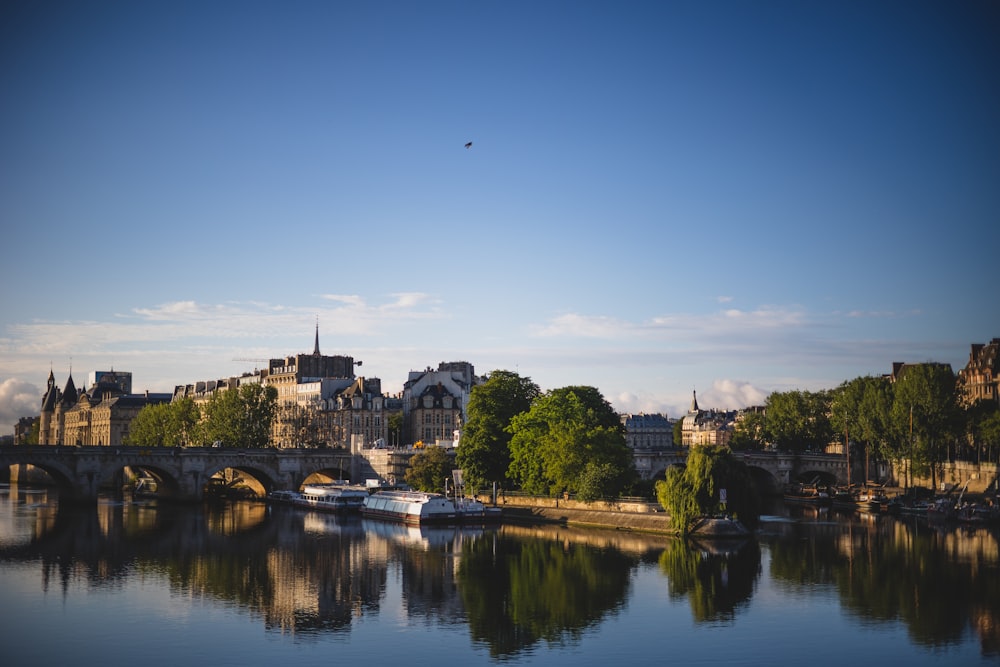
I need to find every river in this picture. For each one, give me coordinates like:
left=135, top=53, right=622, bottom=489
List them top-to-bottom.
left=0, top=484, right=997, bottom=666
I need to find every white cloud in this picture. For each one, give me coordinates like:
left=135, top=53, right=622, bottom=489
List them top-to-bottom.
left=0, top=378, right=41, bottom=434
left=697, top=379, right=769, bottom=411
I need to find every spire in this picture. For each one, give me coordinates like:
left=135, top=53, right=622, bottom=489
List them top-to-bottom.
left=313, top=317, right=321, bottom=356
left=690, top=389, right=699, bottom=413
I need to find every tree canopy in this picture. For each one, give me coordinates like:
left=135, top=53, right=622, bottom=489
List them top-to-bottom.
left=889, top=363, right=960, bottom=488
left=456, top=370, right=540, bottom=491
left=200, top=384, right=278, bottom=448
left=507, top=386, right=634, bottom=499
left=763, top=389, right=833, bottom=453
left=126, top=397, right=200, bottom=447
left=655, top=445, right=760, bottom=535
left=405, top=446, right=455, bottom=493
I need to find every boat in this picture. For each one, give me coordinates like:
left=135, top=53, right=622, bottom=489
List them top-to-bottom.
left=783, top=482, right=831, bottom=506
left=268, top=483, right=369, bottom=513
left=296, top=483, right=369, bottom=512
left=830, top=487, right=860, bottom=510
left=855, top=487, right=889, bottom=513
left=361, top=489, right=459, bottom=524
left=453, top=496, right=503, bottom=523
left=889, top=498, right=931, bottom=516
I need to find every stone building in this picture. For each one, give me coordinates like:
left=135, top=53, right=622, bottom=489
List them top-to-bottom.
left=175, top=327, right=388, bottom=449
left=957, top=338, right=1000, bottom=407
left=402, top=361, right=481, bottom=446
left=39, top=369, right=171, bottom=446
left=680, top=391, right=733, bottom=447
left=621, top=413, right=674, bottom=450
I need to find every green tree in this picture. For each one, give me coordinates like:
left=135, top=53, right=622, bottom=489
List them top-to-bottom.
left=890, top=363, right=960, bottom=490
left=456, top=370, right=540, bottom=491
left=830, top=376, right=893, bottom=482
left=201, top=384, right=278, bottom=448
left=507, top=386, right=634, bottom=498
left=764, top=389, right=833, bottom=453
left=127, top=398, right=201, bottom=447
left=965, top=399, right=1000, bottom=464
left=730, top=409, right=766, bottom=450
left=387, top=411, right=404, bottom=448
left=655, top=445, right=760, bottom=534
left=405, top=446, right=455, bottom=493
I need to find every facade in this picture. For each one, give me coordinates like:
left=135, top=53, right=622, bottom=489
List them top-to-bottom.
left=175, top=327, right=388, bottom=449
left=957, top=338, right=1000, bottom=407
left=402, top=361, right=481, bottom=446
left=39, top=369, right=171, bottom=446
left=680, top=391, right=733, bottom=447
left=621, top=413, right=674, bottom=450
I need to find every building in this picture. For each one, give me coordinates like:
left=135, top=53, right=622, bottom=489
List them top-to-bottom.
left=175, top=327, right=389, bottom=449
left=957, top=338, right=1000, bottom=407
left=402, top=361, right=481, bottom=446
left=39, top=369, right=171, bottom=446
left=680, top=391, right=733, bottom=447
left=621, top=413, right=674, bottom=450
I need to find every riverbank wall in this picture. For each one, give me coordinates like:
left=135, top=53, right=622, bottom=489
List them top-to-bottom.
left=497, top=493, right=676, bottom=535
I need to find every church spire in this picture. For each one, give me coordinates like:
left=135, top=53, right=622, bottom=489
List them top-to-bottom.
left=313, top=317, right=320, bottom=356
left=690, top=389, right=699, bottom=413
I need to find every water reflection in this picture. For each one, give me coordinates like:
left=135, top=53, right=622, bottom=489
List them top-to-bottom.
left=1, top=485, right=998, bottom=660
left=659, top=536, right=761, bottom=624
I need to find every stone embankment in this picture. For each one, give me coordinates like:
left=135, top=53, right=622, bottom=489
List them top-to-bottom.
left=496, top=493, right=676, bottom=535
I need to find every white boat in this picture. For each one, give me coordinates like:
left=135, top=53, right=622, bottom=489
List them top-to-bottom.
left=288, top=483, right=369, bottom=513
left=361, top=490, right=458, bottom=524
left=453, top=496, right=503, bottom=523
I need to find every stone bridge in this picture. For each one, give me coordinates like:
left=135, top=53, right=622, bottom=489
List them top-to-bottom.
left=0, top=445, right=367, bottom=504
left=2, top=445, right=850, bottom=504
left=632, top=448, right=849, bottom=492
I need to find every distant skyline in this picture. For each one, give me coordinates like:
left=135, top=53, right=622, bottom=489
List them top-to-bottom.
left=2, top=1, right=998, bottom=434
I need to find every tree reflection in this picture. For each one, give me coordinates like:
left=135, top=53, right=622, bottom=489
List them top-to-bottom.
left=764, top=516, right=1000, bottom=656
left=456, top=532, right=637, bottom=658
left=658, top=537, right=761, bottom=623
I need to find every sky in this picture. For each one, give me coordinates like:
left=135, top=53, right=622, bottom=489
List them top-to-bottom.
left=1, top=0, right=998, bottom=435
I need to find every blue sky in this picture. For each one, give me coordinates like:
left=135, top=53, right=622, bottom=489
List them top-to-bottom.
left=2, top=1, right=998, bottom=434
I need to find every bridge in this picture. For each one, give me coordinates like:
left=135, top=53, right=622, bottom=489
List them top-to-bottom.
left=0, top=445, right=363, bottom=504
left=1, top=445, right=850, bottom=504
left=633, top=448, right=849, bottom=492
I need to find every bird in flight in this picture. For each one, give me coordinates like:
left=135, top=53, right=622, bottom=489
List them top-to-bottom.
left=464, top=142, right=472, bottom=149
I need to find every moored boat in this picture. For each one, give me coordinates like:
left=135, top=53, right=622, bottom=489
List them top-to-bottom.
left=783, top=482, right=831, bottom=506
left=268, top=483, right=369, bottom=513
left=297, top=483, right=369, bottom=512
left=362, top=490, right=458, bottom=524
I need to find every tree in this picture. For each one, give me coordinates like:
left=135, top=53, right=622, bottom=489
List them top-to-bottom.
left=890, top=363, right=960, bottom=490
left=456, top=370, right=540, bottom=491
left=830, top=376, right=893, bottom=483
left=200, top=384, right=278, bottom=448
left=507, top=386, right=634, bottom=498
left=763, top=389, right=833, bottom=453
left=127, top=398, right=200, bottom=447
left=964, top=399, right=1000, bottom=464
left=730, top=409, right=766, bottom=450
left=387, top=411, right=404, bottom=448
left=673, top=418, right=684, bottom=447
left=655, top=445, right=760, bottom=535
left=405, top=446, right=454, bottom=493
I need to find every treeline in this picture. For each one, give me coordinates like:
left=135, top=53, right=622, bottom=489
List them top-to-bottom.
left=126, top=365, right=1000, bottom=504
left=732, top=365, right=1000, bottom=484
left=126, top=384, right=278, bottom=448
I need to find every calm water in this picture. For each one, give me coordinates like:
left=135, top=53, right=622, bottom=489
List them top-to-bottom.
left=0, top=485, right=997, bottom=666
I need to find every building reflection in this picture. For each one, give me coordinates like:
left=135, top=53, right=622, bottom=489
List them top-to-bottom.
left=1, top=488, right=997, bottom=657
